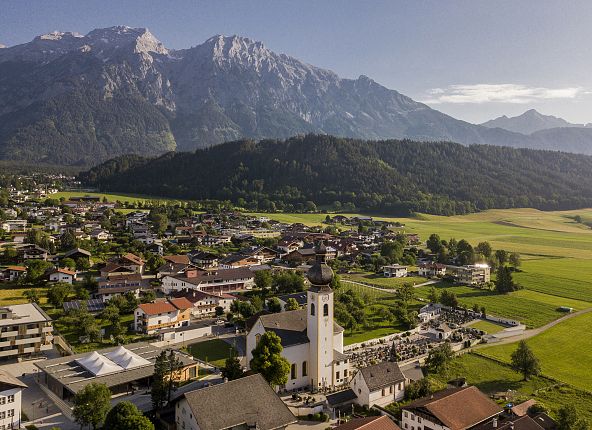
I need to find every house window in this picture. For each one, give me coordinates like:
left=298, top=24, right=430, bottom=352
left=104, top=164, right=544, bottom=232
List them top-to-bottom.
left=311, top=303, right=315, bottom=316
left=323, top=303, right=329, bottom=316
left=255, top=333, right=262, bottom=346
left=302, top=361, right=308, bottom=377
left=291, top=363, right=297, bottom=380
left=344, top=369, right=348, bottom=377
left=336, top=371, right=340, bottom=380
left=399, top=382, right=402, bottom=390
left=390, top=385, right=393, bottom=394
left=382, top=388, right=386, bottom=396
left=7, top=395, right=13, bottom=403
left=0, top=397, right=4, bottom=405
left=6, top=410, right=13, bottom=418
left=404, top=412, right=408, bottom=418
left=418, top=417, right=422, bottom=423
left=404, top=424, right=408, bottom=429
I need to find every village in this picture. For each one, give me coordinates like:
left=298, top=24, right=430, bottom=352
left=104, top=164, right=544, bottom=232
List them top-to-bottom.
left=0, top=174, right=572, bottom=430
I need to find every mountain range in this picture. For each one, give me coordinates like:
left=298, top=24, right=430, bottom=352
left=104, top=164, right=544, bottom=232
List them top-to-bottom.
left=1, top=26, right=592, bottom=166
left=481, top=109, right=591, bottom=134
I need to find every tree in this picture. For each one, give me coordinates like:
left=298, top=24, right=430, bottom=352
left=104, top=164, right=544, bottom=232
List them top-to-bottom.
left=60, top=230, right=79, bottom=251
left=426, top=234, right=442, bottom=253
left=456, top=239, right=475, bottom=265
left=380, top=240, right=404, bottom=263
left=476, top=241, right=493, bottom=258
left=495, top=249, right=508, bottom=265
left=509, top=252, right=522, bottom=270
left=146, top=254, right=165, bottom=273
left=60, top=257, right=76, bottom=270
left=76, top=257, right=91, bottom=272
left=25, top=259, right=53, bottom=283
left=495, top=266, right=520, bottom=293
left=254, top=270, right=273, bottom=291
left=47, top=282, right=73, bottom=308
left=395, top=284, right=415, bottom=305
left=427, top=287, right=439, bottom=304
left=23, top=289, right=40, bottom=304
left=141, top=290, right=156, bottom=303
left=440, top=290, right=458, bottom=308
left=251, top=296, right=264, bottom=313
left=267, top=297, right=282, bottom=313
left=284, top=297, right=300, bottom=311
left=102, top=304, right=123, bottom=337
left=215, top=306, right=225, bottom=317
left=250, top=331, right=290, bottom=387
left=511, top=340, right=541, bottom=381
left=425, top=342, right=454, bottom=373
left=151, top=351, right=169, bottom=409
left=221, top=356, right=244, bottom=381
left=404, top=378, right=431, bottom=401
left=72, top=382, right=111, bottom=430
left=103, top=401, right=154, bottom=430
left=557, top=405, right=589, bottom=430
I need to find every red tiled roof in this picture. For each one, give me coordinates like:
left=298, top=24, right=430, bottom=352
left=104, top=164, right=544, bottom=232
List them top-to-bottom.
left=122, top=253, right=144, bottom=265
left=6, top=266, right=26, bottom=271
left=55, top=268, right=76, bottom=276
left=169, top=297, right=194, bottom=310
left=138, top=301, right=177, bottom=315
left=404, top=386, right=502, bottom=430
left=335, top=416, right=401, bottom=430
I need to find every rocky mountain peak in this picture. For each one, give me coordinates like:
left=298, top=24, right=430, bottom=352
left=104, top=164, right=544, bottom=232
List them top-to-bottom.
left=85, top=26, right=168, bottom=56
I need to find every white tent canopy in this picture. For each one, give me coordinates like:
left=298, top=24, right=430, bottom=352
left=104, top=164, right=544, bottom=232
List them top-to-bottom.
left=104, top=346, right=151, bottom=370
left=75, top=351, right=122, bottom=376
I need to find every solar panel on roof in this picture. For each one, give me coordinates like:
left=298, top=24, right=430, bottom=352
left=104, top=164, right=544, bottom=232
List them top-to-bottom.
left=62, top=299, right=105, bottom=313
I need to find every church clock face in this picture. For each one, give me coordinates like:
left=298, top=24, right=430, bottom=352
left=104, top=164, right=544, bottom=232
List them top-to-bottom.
left=321, top=295, right=329, bottom=302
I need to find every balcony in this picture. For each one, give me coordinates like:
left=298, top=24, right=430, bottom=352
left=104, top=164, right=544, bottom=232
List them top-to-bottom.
left=0, top=331, right=18, bottom=338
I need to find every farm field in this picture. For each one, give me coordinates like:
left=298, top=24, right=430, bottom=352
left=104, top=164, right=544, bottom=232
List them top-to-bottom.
left=51, top=191, right=180, bottom=204
left=341, top=272, right=426, bottom=289
left=0, top=285, right=47, bottom=305
left=479, top=311, right=592, bottom=392
left=467, top=319, right=506, bottom=334
left=186, top=339, right=237, bottom=367
left=431, top=353, right=592, bottom=421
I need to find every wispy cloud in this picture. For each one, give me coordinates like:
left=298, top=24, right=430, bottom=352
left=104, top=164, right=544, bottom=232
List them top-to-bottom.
left=421, top=84, right=584, bottom=104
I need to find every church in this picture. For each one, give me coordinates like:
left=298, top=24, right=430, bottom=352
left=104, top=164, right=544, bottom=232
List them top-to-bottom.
left=246, top=243, right=351, bottom=391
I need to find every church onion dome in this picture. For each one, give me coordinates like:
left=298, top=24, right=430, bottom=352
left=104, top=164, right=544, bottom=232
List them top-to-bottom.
left=307, top=241, right=334, bottom=291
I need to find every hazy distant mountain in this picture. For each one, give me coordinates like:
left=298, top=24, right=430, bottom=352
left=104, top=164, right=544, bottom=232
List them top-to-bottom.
left=1, top=26, right=592, bottom=165
left=481, top=109, right=591, bottom=134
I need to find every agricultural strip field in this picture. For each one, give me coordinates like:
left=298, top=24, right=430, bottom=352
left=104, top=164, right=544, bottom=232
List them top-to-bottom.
left=478, top=311, right=592, bottom=392
left=430, top=353, right=592, bottom=421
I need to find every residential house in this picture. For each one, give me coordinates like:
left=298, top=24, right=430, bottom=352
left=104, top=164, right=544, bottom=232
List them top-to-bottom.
left=1, top=221, right=27, bottom=233
left=187, top=251, right=219, bottom=269
left=418, top=262, right=446, bottom=277
left=456, top=264, right=491, bottom=285
left=383, top=265, right=408, bottom=278
left=2, top=266, right=26, bottom=282
left=160, top=267, right=255, bottom=295
left=49, top=268, right=76, bottom=284
left=96, top=274, right=143, bottom=303
left=171, top=290, right=235, bottom=318
left=134, top=298, right=193, bottom=334
left=0, top=304, right=53, bottom=359
left=350, top=361, right=406, bottom=408
left=0, top=370, right=27, bottom=430
left=174, top=374, right=296, bottom=430
left=401, top=386, right=502, bottom=430
left=334, top=416, right=401, bottom=430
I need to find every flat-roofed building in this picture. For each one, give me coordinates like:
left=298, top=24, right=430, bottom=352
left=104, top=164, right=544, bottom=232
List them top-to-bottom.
left=457, top=264, right=491, bottom=285
left=0, top=303, right=53, bottom=359
left=35, top=342, right=198, bottom=403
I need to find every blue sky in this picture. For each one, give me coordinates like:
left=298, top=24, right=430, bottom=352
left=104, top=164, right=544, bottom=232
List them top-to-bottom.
left=2, top=0, right=592, bottom=123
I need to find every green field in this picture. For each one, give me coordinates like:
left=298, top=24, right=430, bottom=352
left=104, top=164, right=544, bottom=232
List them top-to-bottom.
left=51, top=191, right=178, bottom=204
left=342, top=272, right=426, bottom=289
left=0, top=286, right=47, bottom=305
left=479, top=312, right=592, bottom=392
left=467, top=320, right=506, bottom=334
left=186, top=339, right=237, bottom=367
left=431, top=353, right=592, bottom=421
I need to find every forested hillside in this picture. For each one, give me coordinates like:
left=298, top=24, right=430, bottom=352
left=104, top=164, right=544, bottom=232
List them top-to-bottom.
left=79, top=135, right=592, bottom=215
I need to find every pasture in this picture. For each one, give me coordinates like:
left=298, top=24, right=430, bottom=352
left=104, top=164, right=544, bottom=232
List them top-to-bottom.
left=51, top=191, right=178, bottom=204
left=342, top=272, right=426, bottom=289
left=479, top=311, right=592, bottom=392
left=431, top=353, right=592, bottom=421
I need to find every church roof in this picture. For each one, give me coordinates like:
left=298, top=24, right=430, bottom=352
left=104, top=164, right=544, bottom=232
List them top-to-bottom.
left=258, top=309, right=344, bottom=347
left=359, top=361, right=405, bottom=391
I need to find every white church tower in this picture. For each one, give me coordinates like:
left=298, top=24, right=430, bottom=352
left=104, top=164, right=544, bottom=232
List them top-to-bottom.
left=306, top=241, right=335, bottom=390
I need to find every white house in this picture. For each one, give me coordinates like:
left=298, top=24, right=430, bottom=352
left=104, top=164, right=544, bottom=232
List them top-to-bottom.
left=246, top=243, right=351, bottom=391
left=418, top=262, right=446, bottom=278
left=383, top=265, right=408, bottom=278
left=160, top=267, right=255, bottom=295
left=49, top=268, right=76, bottom=284
left=134, top=298, right=192, bottom=334
left=350, top=361, right=406, bottom=408
left=0, top=370, right=27, bottom=430
left=401, top=386, right=502, bottom=430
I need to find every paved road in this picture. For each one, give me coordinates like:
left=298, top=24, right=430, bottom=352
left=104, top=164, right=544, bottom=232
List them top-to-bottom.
left=473, top=306, right=592, bottom=349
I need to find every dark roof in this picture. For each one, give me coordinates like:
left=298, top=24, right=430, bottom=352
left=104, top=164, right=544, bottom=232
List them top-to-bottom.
left=63, top=247, right=91, bottom=258
left=277, top=292, right=307, bottom=306
left=256, top=309, right=344, bottom=347
left=359, top=361, right=405, bottom=391
left=400, top=362, right=424, bottom=382
left=0, top=369, right=27, bottom=391
left=180, top=374, right=296, bottom=430
left=404, top=386, right=502, bottom=430
left=326, top=389, right=358, bottom=407
left=532, top=413, right=557, bottom=430
left=476, top=415, right=548, bottom=430
left=334, top=416, right=401, bottom=430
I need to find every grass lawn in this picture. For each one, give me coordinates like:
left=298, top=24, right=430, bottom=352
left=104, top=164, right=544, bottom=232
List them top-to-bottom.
left=51, top=191, right=179, bottom=204
left=342, top=272, right=427, bottom=289
left=0, top=285, right=47, bottom=305
left=479, top=312, right=592, bottom=392
left=467, top=320, right=506, bottom=334
left=186, top=339, right=237, bottom=367
left=430, top=353, right=592, bottom=421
